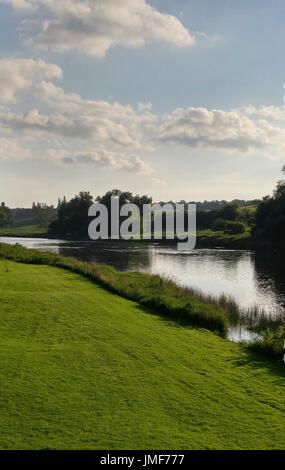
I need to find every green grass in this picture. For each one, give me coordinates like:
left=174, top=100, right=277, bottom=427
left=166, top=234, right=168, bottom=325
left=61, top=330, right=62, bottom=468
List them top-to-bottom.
left=196, top=204, right=257, bottom=249
left=239, top=204, right=257, bottom=214
left=0, top=225, right=47, bottom=238
left=197, top=229, right=254, bottom=249
left=0, top=242, right=283, bottom=359
left=0, top=243, right=228, bottom=335
left=0, top=260, right=284, bottom=450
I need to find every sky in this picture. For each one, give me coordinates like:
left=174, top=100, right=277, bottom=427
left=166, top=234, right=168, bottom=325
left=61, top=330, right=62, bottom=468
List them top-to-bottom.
left=0, top=0, right=285, bottom=207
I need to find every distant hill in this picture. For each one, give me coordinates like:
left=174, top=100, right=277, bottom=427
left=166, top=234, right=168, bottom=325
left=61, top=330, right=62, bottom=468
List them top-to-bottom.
left=157, top=199, right=260, bottom=211
left=10, top=208, right=35, bottom=227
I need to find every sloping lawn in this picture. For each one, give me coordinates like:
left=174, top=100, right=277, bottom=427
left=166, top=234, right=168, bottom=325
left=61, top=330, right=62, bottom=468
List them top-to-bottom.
left=0, top=225, right=47, bottom=238
left=0, top=261, right=284, bottom=450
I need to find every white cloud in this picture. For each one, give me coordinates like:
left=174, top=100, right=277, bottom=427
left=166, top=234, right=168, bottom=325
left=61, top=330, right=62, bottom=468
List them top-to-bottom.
left=1, top=0, right=32, bottom=9
left=2, top=0, right=195, bottom=56
left=0, top=58, right=62, bottom=102
left=2, top=60, right=285, bottom=176
left=0, top=72, right=154, bottom=174
left=0, top=79, right=157, bottom=153
left=35, top=81, right=136, bottom=119
left=3, top=101, right=285, bottom=171
left=137, top=102, right=152, bottom=111
left=241, top=104, right=285, bottom=121
left=0, top=106, right=147, bottom=150
left=157, top=106, right=285, bottom=153
left=0, top=136, right=31, bottom=159
left=45, top=148, right=153, bottom=174
left=152, top=177, right=166, bottom=185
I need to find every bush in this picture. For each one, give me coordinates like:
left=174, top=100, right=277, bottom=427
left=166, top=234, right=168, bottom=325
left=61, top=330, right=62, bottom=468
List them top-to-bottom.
left=219, top=203, right=239, bottom=221
left=212, top=218, right=227, bottom=231
left=224, top=221, right=246, bottom=234
left=248, top=326, right=285, bottom=360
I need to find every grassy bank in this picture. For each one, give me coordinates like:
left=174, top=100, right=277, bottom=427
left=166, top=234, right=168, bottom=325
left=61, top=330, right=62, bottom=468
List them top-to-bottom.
left=0, top=225, right=47, bottom=238
left=196, top=229, right=254, bottom=249
left=0, top=242, right=284, bottom=359
left=0, top=243, right=228, bottom=335
left=0, top=259, right=284, bottom=450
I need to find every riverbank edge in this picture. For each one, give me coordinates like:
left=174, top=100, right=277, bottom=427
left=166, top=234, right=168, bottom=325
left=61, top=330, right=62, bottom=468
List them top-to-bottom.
left=0, top=228, right=254, bottom=250
left=0, top=242, right=283, bottom=362
left=0, top=242, right=228, bottom=336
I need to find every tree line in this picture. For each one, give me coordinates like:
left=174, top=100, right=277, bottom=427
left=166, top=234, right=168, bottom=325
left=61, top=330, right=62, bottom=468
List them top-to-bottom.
left=1, top=166, right=284, bottom=251
left=47, top=166, right=285, bottom=250
left=253, top=166, right=285, bottom=250
left=48, top=190, right=153, bottom=239
left=46, top=191, right=250, bottom=239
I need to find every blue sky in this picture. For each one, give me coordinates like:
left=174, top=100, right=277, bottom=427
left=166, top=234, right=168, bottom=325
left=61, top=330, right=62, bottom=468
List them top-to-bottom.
left=0, top=0, right=285, bottom=206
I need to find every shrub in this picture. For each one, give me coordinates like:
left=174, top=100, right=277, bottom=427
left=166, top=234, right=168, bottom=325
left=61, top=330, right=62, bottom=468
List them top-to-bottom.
left=219, top=203, right=240, bottom=221
left=212, top=218, right=227, bottom=231
left=224, top=221, right=246, bottom=234
left=248, top=326, right=285, bottom=360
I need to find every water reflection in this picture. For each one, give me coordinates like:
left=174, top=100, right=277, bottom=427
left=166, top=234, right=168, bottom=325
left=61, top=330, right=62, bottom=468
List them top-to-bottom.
left=60, top=242, right=152, bottom=272
left=148, top=248, right=256, bottom=310
left=253, top=253, right=285, bottom=315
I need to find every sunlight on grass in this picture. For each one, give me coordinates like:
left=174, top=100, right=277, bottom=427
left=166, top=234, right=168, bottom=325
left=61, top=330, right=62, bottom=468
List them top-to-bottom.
left=0, top=260, right=284, bottom=449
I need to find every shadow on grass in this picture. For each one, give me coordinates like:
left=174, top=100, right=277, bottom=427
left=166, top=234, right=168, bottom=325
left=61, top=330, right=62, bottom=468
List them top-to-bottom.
left=48, top=267, right=285, bottom=380
left=134, top=303, right=198, bottom=329
left=134, top=304, right=285, bottom=381
left=230, top=346, right=285, bottom=381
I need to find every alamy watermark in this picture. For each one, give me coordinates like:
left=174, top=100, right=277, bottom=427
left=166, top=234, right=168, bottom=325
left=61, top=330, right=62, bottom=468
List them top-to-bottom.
left=88, top=197, right=196, bottom=251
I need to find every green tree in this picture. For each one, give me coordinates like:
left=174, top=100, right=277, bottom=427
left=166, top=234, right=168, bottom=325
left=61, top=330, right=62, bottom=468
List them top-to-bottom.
left=253, top=166, right=285, bottom=250
left=96, top=189, right=152, bottom=236
left=96, top=189, right=152, bottom=212
left=49, top=190, right=152, bottom=239
left=48, top=191, right=94, bottom=238
left=32, top=202, right=56, bottom=228
left=0, top=203, right=13, bottom=228
left=219, top=203, right=239, bottom=221
left=0, top=206, right=7, bottom=227
left=212, top=218, right=227, bottom=231
left=224, top=221, right=246, bottom=234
